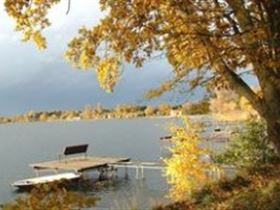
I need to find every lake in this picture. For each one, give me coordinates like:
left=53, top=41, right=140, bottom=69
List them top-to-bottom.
left=0, top=116, right=231, bottom=209
left=0, top=117, right=182, bottom=209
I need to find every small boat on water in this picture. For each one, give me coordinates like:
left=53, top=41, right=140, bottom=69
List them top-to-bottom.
left=214, top=127, right=222, bottom=132
left=160, top=135, right=172, bottom=141
left=12, top=172, right=81, bottom=190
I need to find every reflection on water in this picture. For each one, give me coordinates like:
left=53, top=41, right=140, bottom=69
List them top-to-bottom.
left=5, top=170, right=170, bottom=209
left=1, top=182, right=97, bottom=210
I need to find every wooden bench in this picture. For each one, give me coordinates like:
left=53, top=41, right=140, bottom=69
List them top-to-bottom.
left=59, top=144, right=89, bottom=161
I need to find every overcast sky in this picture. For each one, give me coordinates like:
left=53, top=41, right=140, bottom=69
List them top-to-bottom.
left=0, top=1, right=190, bottom=116
left=0, top=1, right=260, bottom=116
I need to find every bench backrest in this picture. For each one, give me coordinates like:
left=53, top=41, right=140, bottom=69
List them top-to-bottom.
left=63, top=144, right=88, bottom=156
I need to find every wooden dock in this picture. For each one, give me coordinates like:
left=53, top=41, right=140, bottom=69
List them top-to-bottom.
left=30, top=156, right=130, bottom=172
left=109, top=161, right=165, bottom=179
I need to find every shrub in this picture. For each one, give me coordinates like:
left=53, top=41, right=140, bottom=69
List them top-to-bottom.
left=164, top=117, right=214, bottom=201
left=214, top=119, right=279, bottom=168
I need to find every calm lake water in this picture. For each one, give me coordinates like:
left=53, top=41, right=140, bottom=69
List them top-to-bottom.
left=0, top=116, right=231, bottom=209
left=0, top=117, right=181, bottom=209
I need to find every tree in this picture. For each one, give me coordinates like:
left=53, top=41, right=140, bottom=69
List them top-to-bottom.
left=5, top=1, right=280, bottom=153
left=210, top=88, right=259, bottom=121
left=210, top=88, right=245, bottom=121
left=186, top=100, right=210, bottom=115
left=95, top=103, right=105, bottom=115
left=82, top=104, right=95, bottom=119
left=158, top=104, right=172, bottom=116
left=144, top=106, right=156, bottom=116
left=39, top=113, right=48, bottom=121
left=165, top=117, right=213, bottom=201
left=214, top=119, right=280, bottom=169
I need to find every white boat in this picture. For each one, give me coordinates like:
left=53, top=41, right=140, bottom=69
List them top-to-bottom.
left=12, top=172, right=81, bottom=189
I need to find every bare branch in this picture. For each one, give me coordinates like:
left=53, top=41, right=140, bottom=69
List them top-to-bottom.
left=66, top=0, right=71, bottom=15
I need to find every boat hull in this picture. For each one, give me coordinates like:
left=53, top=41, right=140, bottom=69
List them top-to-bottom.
left=12, top=172, right=82, bottom=190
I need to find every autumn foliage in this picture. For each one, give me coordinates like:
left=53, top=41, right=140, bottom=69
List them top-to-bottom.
left=4, top=0, right=280, bottom=152
left=209, top=88, right=258, bottom=121
left=165, top=117, right=214, bottom=201
left=1, top=183, right=97, bottom=210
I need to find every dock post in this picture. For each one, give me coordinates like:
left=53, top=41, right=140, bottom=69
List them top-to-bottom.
left=135, top=165, right=139, bottom=179
left=141, top=165, right=144, bottom=179
left=112, top=166, right=117, bottom=179
left=125, top=166, right=128, bottom=179
left=98, top=167, right=106, bottom=180
left=34, top=169, right=39, bottom=177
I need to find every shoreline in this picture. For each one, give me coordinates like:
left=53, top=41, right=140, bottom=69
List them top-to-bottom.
left=0, top=101, right=211, bottom=125
left=0, top=114, right=219, bottom=126
left=0, top=115, right=184, bottom=125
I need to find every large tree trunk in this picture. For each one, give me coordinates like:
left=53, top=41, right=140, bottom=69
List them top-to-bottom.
left=223, top=0, right=280, bottom=154
left=222, top=63, right=280, bottom=154
left=260, top=79, right=280, bottom=154
left=266, top=119, right=280, bottom=154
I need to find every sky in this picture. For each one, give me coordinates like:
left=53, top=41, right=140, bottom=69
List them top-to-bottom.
left=0, top=0, right=191, bottom=116
left=0, top=1, right=260, bottom=116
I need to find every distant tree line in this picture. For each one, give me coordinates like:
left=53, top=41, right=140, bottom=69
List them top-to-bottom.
left=0, top=101, right=210, bottom=124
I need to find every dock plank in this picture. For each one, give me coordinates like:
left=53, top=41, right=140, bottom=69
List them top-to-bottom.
left=30, top=156, right=130, bottom=172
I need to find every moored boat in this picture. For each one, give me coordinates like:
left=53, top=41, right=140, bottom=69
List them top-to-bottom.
left=12, top=172, right=81, bottom=190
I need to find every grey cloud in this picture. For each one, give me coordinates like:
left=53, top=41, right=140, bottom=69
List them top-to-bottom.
left=0, top=1, right=199, bottom=116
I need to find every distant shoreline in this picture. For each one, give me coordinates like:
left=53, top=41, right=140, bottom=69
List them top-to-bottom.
left=0, top=102, right=210, bottom=125
left=0, top=114, right=181, bottom=125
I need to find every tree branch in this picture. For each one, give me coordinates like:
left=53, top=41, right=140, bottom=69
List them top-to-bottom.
left=66, top=0, right=71, bottom=15
left=221, top=59, right=265, bottom=115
